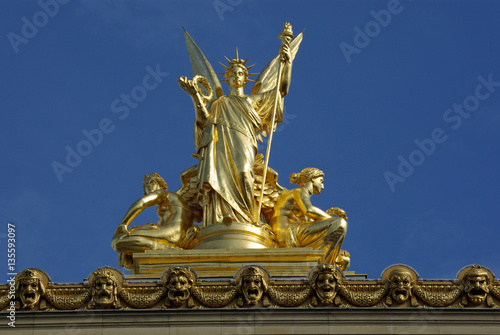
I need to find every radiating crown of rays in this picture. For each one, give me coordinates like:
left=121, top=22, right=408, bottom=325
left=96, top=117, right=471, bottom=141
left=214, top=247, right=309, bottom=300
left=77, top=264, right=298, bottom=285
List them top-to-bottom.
left=217, top=47, right=259, bottom=83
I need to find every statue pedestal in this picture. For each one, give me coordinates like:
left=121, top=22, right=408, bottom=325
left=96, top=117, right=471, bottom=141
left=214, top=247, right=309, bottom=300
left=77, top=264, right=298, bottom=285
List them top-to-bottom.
left=120, top=222, right=360, bottom=279
left=184, top=222, right=277, bottom=249
left=125, top=247, right=365, bottom=279
left=126, top=247, right=329, bottom=279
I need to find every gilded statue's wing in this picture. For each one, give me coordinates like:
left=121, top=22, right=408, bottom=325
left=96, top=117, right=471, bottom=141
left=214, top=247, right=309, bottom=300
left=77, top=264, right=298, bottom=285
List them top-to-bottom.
left=184, top=29, right=224, bottom=107
left=184, top=29, right=224, bottom=149
left=251, top=32, right=303, bottom=95
left=254, top=154, right=287, bottom=223
left=176, top=165, right=203, bottom=222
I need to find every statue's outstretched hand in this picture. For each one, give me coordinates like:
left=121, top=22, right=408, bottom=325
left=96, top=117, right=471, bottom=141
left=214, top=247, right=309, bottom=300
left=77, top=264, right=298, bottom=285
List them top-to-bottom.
left=178, top=76, right=200, bottom=97
left=326, top=207, right=348, bottom=220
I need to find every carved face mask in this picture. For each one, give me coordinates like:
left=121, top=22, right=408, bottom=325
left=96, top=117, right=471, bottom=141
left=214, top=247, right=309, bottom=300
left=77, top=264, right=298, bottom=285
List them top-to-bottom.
left=389, top=271, right=413, bottom=304
left=315, top=273, right=337, bottom=303
left=167, top=274, right=191, bottom=306
left=464, top=274, right=489, bottom=305
left=242, top=275, right=264, bottom=305
left=93, top=277, right=115, bottom=307
left=20, top=279, right=41, bottom=308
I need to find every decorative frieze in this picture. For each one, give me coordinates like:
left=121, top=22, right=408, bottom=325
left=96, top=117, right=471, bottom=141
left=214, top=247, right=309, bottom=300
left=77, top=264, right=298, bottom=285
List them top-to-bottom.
left=2, top=264, right=498, bottom=311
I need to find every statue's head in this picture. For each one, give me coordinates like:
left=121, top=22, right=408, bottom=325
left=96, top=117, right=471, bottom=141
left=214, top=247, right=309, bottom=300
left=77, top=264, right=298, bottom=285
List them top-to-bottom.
left=218, top=49, right=257, bottom=88
left=290, top=168, right=324, bottom=194
left=143, top=172, right=168, bottom=195
left=309, top=264, right=342, bottom=304
left=462, top=265, right=490, bottom=305
left=238, top=266, right=268, bottom=306
left=88, top=267, right=122, bottom=308
left=163, top=267, right=195, bottom=307
left=16, top=269, right=48, bottom=309
left=388, top=269, right=415, bottom=304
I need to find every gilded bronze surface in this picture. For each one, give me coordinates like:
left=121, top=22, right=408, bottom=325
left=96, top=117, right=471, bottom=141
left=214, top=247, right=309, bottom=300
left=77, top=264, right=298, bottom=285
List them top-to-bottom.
left=3, top=22, right=498, bottom=320
left=111, top=23, right=351, bottom=271
left=178, top=24, right=295, bottom=227
left=270, top=168, right=348, bottom=269
left=112, top=173, right=196, bottom=266
left=128, top=247, right=326, bottom=278
left=3, top=264, right=499, bottom=311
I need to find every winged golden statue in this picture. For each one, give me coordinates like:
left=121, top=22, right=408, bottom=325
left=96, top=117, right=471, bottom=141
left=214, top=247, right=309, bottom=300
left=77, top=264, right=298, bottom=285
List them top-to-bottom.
left=111, top=23, right=350, bottom=271
left=178, top=23, right=302, bottom=227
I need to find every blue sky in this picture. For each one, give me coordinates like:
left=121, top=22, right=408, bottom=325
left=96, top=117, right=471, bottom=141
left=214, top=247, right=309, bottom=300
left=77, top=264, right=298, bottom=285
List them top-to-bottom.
left=1, top=0, right=499, bottom=283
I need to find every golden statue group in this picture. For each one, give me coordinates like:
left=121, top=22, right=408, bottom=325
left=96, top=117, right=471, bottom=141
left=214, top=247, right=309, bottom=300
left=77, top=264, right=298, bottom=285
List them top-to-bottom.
left=4, top=23, right=500, bottom=317
left=112, top=23, right=350, bottom=271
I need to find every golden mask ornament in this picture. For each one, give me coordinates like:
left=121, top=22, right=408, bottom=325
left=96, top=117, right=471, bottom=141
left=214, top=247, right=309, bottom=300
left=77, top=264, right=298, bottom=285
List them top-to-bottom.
left=309, top=264, right=342, bottom=305
left=462, top=265, right=491, bottom=305
left=238, top=266, right=268, bottom=306
left=163, top=267, right=195, bottom=307
left=88, top=268, right=121, bottom=309
left=16, top=269, right=47, bottom=310
left=388, top=270, right=415, bottom=304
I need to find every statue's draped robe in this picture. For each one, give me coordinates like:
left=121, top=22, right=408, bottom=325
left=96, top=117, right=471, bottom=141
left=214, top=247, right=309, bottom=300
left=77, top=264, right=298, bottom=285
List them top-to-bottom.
left=196, top=91, right=282, bottom=226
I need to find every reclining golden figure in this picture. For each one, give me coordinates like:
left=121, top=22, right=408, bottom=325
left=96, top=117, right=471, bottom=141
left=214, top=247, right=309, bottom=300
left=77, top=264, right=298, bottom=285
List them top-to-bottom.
left=270, top=168, right=349, bottom=269
left=112, top=173, right=195, bottom=255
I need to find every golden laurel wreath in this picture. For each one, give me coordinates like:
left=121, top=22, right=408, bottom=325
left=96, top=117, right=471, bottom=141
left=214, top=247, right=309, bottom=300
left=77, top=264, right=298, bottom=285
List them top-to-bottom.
left=192, top=75, right=213, bottom=103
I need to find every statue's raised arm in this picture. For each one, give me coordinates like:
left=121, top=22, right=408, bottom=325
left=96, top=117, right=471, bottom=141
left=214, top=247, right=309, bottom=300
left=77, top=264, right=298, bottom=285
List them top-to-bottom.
left=177, top=24, right=303, bottom=227
left=178, top=75, right=213, bottom=127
